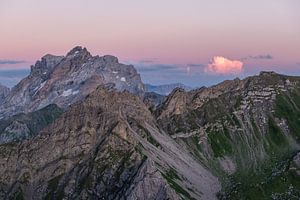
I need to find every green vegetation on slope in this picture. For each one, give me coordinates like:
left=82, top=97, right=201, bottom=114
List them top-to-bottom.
left=220, top=91, right=300, bottom=200
left=275, top=93, right=300, bottom=140
left=264, top=117, right=288, bottom=155
left=208, top=129, right=232, bottom=158
left=220, top=152, right=300, bottom=200
left=162, top=168, right=196, bottom=200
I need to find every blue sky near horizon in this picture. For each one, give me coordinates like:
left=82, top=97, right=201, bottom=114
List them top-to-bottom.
left=0, top=0, right=299, bottom=88
left=1, top=62, right=300, bottom=89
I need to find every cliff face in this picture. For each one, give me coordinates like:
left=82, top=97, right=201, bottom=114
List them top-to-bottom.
left=0, top=46, right=145, bottom=119
left=156, top=72, right=300, bottom=199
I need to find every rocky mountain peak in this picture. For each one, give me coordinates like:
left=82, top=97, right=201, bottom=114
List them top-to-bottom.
left=0, top=46, right=145, bottom=119
left=66, top=46, right=91, bottom=58
left=30, top=54, right=64, bottom=78
left=102, top=55, right=119, bottom=63
left=244, top=71, right=290, bottom=90
left=259, top=71, right=278, bottom=76
left=156, top=87, right=189, bottom=118
left=169, top=87, right=186, bottom=96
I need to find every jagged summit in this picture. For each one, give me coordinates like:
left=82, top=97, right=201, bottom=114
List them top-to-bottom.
left=0, top=46, right=145, bottom=119
left=66, top=46, right=92, bottom=58
left=30, top=54, right=64, bottom=77
left=102, top=54, right=119, bottom=63
left=259, top=71, right=279, bottom=76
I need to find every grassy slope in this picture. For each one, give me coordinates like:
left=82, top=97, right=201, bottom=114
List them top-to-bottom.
left=219, top=90, right=300, bottom=199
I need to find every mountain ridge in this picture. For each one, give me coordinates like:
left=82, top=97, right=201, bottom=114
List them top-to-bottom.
left=155, top=71, right=300, bottom=198
left=0, top=85, right=220, bottom=199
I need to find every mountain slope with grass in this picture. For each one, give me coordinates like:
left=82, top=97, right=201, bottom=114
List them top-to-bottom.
left=155, top=71, right=300, bottom=199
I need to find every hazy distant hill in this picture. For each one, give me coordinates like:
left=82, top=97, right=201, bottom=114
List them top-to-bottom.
left=145, top=83, right=192, bottom=95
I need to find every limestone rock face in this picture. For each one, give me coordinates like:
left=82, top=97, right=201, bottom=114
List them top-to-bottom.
left=0, top=46, right=145, bottom=119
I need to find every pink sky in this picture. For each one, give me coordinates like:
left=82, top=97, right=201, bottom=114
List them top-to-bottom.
left=0, top=0, right=300, bottom=75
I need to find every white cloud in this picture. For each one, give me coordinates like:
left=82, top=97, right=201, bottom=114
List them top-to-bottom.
left=205, top=56, right=243, bottom=75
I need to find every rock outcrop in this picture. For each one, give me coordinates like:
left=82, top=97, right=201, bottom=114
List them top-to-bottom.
left=0, top=46, right=145, bottom=119
left=143, top=92, right=166, bottom=109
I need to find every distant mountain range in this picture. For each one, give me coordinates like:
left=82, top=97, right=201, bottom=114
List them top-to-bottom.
left=0, top=47, right=299, bottom=199
left=145, top=83, right=192, bottom=95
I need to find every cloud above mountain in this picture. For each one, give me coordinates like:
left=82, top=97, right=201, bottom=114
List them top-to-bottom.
left=241, top=54, right=273, bottom=61
left=249, top=54, right=273, bottom=60
left=205, top=56, right=243, bottom=75
left=0, top=59, right=25, bottom=65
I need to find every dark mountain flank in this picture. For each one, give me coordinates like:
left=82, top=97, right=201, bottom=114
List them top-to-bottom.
left=0, top=104, right=63, bottom=144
